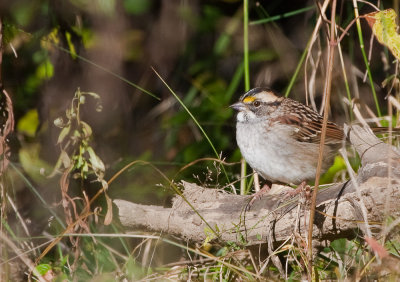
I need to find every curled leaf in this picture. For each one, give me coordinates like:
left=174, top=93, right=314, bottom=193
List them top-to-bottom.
left=365, top=9, right=400, bottom=60
left=83, top=91, right=101, bottom=100
left=81, top=121, right=92, bottom=138
left=87, top=146, right=105, bottom=174
left=60, top=150, right=71, bottom=168
left=103, top=192, right=113, bottom=225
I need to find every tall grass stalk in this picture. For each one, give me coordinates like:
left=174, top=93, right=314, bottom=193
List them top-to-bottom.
left=241, top=0, right=250, bottom=195
left=243, top=0, right=250, bottom=91
left=352, top=0, right=382, bottom=117
left=307, top=1, right=337, bottom=278
left=250, top=6, right=315, bottom=25
left=335, top=25, right=354, bottom=120
left=285, top=40, right=309, bottom=97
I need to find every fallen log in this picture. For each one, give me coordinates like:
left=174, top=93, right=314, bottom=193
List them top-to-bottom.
left=114, top=125, right=400, bottom=247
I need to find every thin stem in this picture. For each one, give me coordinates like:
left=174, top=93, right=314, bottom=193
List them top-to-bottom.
left=241, top=0, right=250, bottom=195
left=244, top=0, right=250, bottom=91
left=307, top=0, right=337, bottom=278
left=352, top=0, right=382, bottom=116
left=250, top=6, right=315, bottom=25
left=335, top=24, right=354, bottom=120
left=285, top=39, right=310, bottom=97
left=49, top=44, right=159, bottom=100
left=152, top=67, right=230, bottom=184
left=240, top=158, right=247, bottom=195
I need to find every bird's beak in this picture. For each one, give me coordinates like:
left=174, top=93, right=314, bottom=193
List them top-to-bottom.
left=229, top=102, right=247, bottom=111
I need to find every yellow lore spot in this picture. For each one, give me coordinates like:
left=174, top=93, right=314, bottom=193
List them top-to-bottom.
left=243, top=96, right=256, bottom=103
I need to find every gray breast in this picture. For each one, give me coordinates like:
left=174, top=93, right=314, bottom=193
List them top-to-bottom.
left=235, top=120, right=333, bottom=184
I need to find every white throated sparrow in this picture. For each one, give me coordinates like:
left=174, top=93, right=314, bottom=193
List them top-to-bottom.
left=230, top=87, right=344, bottom=186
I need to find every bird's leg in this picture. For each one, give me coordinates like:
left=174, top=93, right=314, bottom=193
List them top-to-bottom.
left=247, top=183, right=271, bottom=210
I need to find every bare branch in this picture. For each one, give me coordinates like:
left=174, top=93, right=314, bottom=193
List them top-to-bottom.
left=114, top=126, right=400, bottom=247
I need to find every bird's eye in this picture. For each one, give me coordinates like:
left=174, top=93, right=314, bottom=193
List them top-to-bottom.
left=253, top=101, right=261, bottom=107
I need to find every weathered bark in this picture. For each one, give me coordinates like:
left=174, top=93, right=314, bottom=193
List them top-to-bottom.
left=114, top=125, right=400, bottom=246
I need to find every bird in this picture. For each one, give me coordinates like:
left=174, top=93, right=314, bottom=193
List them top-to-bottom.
left=230, top=87, right=344, bottom=201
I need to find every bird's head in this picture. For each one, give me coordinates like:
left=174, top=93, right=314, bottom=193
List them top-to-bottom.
left=230, top=87, right=283, bottom=123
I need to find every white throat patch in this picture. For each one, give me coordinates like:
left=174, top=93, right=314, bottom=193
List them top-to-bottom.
left=237, top=111, right=256, bottom=122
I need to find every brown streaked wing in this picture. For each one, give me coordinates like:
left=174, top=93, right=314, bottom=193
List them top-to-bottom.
left=274, top=114, right=344, bottom=144
left=306, top=120, right=344, bottom=144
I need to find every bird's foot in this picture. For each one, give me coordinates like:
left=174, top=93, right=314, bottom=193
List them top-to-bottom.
left=281, top=181, right=311, bottom=201
left=246, top=184, right=271, bottom=211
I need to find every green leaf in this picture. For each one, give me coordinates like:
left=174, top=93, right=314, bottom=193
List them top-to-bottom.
left=3, top=20, right=23, bottom=44
left=41, top=28, right=60, bottom=52
left=65, top=31, right=77, bottom=59
left=36, top=59, right=54, bottom=80
left=17, top=109, right=39, bottom=137
left=57, top=125, right=71, bottom=144
left=75, top=154, right=84, bottom=169
left=320, top=156, right=346, bottom=184
left=82, top=161, right=89, bottom=175
left=203, top=225, right=218, bottom=247
left=35, top=263, right=52, bottom=276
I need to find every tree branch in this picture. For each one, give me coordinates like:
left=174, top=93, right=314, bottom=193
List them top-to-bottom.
left=114, top=125, right=400, bottom=246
